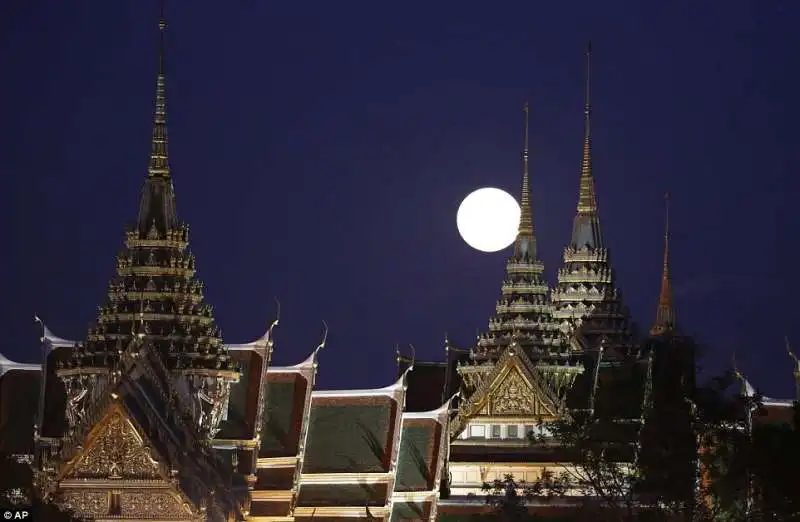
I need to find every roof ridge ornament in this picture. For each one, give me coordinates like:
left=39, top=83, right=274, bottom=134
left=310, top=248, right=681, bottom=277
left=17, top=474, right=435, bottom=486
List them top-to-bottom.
left=260, top=297, right=281, bottom=351
left=305, top=320, right=328, bottom=371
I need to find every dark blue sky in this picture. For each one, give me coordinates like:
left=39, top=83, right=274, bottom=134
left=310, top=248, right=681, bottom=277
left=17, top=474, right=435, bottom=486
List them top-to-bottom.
left=2, top=1, right=799, bottom=397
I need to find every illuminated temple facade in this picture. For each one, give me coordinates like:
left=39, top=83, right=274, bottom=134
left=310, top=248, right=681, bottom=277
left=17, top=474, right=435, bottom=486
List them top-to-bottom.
left=2, top=8, right=800, bottom=522
left=0, top=11, right=450, bottom=522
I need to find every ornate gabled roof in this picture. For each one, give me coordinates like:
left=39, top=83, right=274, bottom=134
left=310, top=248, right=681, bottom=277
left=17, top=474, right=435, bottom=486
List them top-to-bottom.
left=66, top=8, right=237, bottom=379
left=552, top=43, right=633, bottom=355
left=474, top=104, right=565, bottom=363
left=650, top=193, right=675, bottom=336
left=38, top=337, right=246, bottom=519
left=452, top=344, right=584, bottom=437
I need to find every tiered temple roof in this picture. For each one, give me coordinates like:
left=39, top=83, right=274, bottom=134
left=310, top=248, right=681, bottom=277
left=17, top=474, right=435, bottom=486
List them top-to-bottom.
left=48, top=9, right=240, bottom=446
left=552, top=44, right=633, bottom=356
left=473, top=104, right=567, bottom=363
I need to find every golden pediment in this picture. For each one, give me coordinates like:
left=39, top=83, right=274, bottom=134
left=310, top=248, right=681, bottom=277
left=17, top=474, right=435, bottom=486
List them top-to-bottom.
left=488, top=366, right=556, bottom=417
left=62, top=404, right=162, bottom=480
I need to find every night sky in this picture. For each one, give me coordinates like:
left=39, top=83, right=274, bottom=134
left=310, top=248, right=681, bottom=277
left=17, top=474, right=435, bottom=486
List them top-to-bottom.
left=2, top=2, right=799, bottom=398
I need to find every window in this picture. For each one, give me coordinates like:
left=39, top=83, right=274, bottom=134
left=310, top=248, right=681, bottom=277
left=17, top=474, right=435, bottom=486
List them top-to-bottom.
left=470, top=425, right=486, bottom=438
left=491, top=425, right=502, bottom=439
left=507, top=425, right=519, bottom=438
left=525, top=425, right=535, bottom=438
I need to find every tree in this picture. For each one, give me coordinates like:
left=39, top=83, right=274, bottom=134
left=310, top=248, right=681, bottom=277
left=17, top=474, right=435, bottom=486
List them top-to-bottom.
left=482, top=335, right=800, bottom=522
left=696, top=371, right=800, bottom=522
left=0, top=452, right=81, bottom=521
left=482, top=470, right=570, bottom=521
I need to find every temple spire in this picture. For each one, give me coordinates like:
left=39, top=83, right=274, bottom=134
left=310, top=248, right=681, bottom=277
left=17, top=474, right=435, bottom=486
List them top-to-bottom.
left=136, top=0, right=178, bottom=236
left=148, top=1, right=169, bottom=178
left=569, top=42, right=603, bottom=249
left=577, top=42, right=597, bottom=216
left=553, top=43, right=631, bottom=354
left=514, top=102, right=536, bottom=259
left=651, top=193, right=675, bottom=335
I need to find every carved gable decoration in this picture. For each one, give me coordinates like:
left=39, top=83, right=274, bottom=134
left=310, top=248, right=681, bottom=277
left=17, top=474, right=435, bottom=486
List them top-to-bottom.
left=489, top=367, right=555, bottom=417
left=64, top=406, right=161, bottom=480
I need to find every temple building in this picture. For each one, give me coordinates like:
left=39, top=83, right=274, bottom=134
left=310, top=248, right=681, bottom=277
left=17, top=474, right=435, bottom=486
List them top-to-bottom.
left=4, top=6, right=800, bottom=522
left=0, top=8, right=451, bottom=521
left=397, top=45, right=653, bottom=518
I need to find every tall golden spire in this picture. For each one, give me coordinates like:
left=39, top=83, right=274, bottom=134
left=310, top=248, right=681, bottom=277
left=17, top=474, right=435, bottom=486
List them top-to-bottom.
left=137, top=0, right=178, bottom=237
left=148, top=0, right=169, bottom=178
left=577, top=42, right=598, bottom=216
left=514, top=102, right=537, bottom=259
left=650, top=192, right=675, bottom=335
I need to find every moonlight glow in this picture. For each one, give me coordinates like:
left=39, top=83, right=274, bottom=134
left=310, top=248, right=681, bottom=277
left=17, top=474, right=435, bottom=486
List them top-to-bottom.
left=456, top=187, right=521, bottom=253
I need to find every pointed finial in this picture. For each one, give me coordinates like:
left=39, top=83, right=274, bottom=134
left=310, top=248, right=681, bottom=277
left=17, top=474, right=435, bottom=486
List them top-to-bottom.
left=148, top=0, right=170, bottom=178
left=577, top=41, right=598, bottom=215
left=514, top=102, right=536, bottom=259
left=519, top=102, right=532, bottom=235
left=650, top=192, right=675, bottom=335
left=265, top=297, right=281, bottom=347
left=34, top=315, right=45, bottom=343
left=317, top=320, right=329, bottom=353
left=783, top=336, right=797, bottom=362
left=786, top=336, right=799, bottom=364
left=400, top=344, right=416, bottom=386
left=731, top=352, right=743, bottom=380
left=731, top=352, right=755, bottom=398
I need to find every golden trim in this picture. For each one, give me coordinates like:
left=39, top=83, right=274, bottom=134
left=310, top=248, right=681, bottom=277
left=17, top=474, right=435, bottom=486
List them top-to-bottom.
left=55, top=367, right=110, bottom=378
left=176, top=369, right=240, bottom=380
left=459, top=415, right=548, bottom=423
left=211, top=438, right=258, bottom=449
left=256, top=456, right=298, bottom=468
left=449, top=461, right=575, bottom=468
left=299, top=472, right=392, bottom=484
left=59, top=479, right=171, bottom=488
left=250, top=490, right=292, bottom=501
left=293, top=506, right=388, bottom=517
left=245, top=517, right=294, bottom=522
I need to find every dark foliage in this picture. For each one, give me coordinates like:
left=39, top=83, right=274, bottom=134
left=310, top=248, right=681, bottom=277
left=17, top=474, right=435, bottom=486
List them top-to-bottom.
left=0, top=453, right=81, bottom=521
left=482, top=471, right=570, bottom=521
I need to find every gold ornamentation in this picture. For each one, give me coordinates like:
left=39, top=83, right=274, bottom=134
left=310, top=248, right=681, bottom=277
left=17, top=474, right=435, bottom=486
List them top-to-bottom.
left=492, top=369, right=548, bottom=416
left=67, top=410, right=160, bottom=479
left=62, top=490, right=108, bottom=518
left=121, top=491, right=188, bottom=519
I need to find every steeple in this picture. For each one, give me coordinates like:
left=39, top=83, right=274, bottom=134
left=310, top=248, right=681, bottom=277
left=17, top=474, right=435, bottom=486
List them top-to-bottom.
left=59, top=1, right=239, bottom=439
left=137, top=1, right=178, bottom=239
left=572, top=42, right=603, bottom=249
left=552, top=43, right=632, bottom=354
left=514, top=102, right=535, bottom=259
left=472, top=104, right=564, bottom=362
left=650, top=193, right=675, bottom=336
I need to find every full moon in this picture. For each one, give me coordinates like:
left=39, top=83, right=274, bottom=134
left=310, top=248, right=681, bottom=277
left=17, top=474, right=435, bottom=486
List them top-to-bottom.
left=456, top=187, right=521, bottom=253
